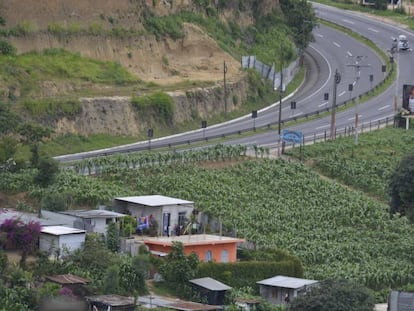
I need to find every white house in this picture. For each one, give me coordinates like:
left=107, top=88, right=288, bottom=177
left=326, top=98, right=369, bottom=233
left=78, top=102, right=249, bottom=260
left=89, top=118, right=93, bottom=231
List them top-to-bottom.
left=113, top=195, right=194, bottom=236
left=41, top=209, right=126, bottom=235
left=39, top=226, right=86, bottom=258
left=256, top=275, right=319, bottom=305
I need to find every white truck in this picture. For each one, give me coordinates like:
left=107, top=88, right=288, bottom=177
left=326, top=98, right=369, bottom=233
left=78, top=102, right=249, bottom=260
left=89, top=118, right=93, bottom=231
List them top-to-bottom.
left=398, top=35, right=409, bottom=51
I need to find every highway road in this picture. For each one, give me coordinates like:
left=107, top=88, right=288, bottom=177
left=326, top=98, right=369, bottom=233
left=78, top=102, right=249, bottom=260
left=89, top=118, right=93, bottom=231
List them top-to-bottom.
left=226, top=3, right=410, bottom=148
left=55, top=4, right=408, bottom=162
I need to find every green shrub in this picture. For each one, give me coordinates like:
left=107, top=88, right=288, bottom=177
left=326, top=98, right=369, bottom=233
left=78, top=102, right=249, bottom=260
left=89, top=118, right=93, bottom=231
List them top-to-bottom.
left=143, top=11, right=184, bottom=40
left=9, top=21, right=35, bottom=36
left=47, top=23, right=66, bottom=35
left=0, top=40, right=16, bottom=55
left=132, top=92, right=174, bottom=123
left=23, top=99, right=81, bottom=118
left=40, top=192, right=70, bottom=212
left=197, top=260, right=303, bottom=292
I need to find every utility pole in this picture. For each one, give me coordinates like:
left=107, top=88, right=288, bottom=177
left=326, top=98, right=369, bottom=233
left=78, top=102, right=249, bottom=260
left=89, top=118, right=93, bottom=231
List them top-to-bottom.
left=390, top=38, right=400, bottom=113
left=277, top=45, right=284, bottom=156
left=346, top=56, right=370, bottom=145
left=223, top=60, right=228, bottom=116
left=330, top=69, right=341, bottom=141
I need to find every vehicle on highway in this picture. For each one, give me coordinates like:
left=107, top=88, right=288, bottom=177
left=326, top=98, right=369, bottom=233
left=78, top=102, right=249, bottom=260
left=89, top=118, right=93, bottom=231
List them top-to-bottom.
left=398, top=35, right=409, bottom=51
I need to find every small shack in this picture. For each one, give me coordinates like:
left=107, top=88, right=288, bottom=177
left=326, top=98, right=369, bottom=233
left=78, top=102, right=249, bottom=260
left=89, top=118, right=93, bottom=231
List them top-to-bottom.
left=113, top=195, right=194, bottom=236
left=42, top=209, right=126, bottom=235
left=39, top=226, right=86, bottom=258
left=144, top=234, right=245, bottom=263
left=46, top=274, right=89, bottom=296
left=256, top=275, right=318, bottom=305
left=189, top=277, right=231, bottom=306
left=388, top=291, right=414, bottom=311
left=86, top=294, right=135, bottom=311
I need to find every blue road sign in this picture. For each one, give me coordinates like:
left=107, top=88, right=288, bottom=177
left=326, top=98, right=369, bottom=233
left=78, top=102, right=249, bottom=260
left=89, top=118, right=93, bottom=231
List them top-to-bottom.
left=282, top=130, right=303, bottom=144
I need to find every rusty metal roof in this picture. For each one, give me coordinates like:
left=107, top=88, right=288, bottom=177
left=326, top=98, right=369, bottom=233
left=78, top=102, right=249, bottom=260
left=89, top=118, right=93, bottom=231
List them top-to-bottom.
left=46, top=274, right=89, bottom=285
left=86, top=295, right=135, bottom=307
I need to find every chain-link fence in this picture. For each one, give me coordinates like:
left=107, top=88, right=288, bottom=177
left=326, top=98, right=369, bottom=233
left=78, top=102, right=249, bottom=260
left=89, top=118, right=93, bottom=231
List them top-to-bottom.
left=241, top=55, right=300, bottom=90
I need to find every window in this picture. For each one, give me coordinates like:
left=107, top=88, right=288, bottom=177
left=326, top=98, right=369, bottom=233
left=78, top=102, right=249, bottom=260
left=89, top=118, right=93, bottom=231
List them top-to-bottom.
left=178, top=212, right=186, bottom=227
left=205, top=250, right=212, bottom=262
left=221, top=250, right=229, bottom=263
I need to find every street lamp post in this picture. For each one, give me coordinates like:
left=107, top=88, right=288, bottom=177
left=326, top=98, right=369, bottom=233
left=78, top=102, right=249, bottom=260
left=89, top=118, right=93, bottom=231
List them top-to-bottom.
left=346, top=56, right=370, bottom=145
left=223, top=60, right=228, bottom=116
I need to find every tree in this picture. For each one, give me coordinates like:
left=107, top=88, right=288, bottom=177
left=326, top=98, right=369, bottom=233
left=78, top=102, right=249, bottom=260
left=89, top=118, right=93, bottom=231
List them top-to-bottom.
left=279, top=0, right=316, bottom=51
left=0, top=102, right=20, bottom=134
left=17, top=123, right=52, bottom=167
left=389, top=152, right=414, bottom=222
left=34, top=157, right=59, bottom=188
left=0, top=219, right=41, bottom=268
left=106, top=221, right=120, bottom=253
left=69, top=233, right=117, bottom=280
left=159, top=242, right=199, bottom=294
left=119, top=255, right=149, bottom=295
left=103, top=265, right=120, bottom=294
left=288, top=279, right=375, bottom=311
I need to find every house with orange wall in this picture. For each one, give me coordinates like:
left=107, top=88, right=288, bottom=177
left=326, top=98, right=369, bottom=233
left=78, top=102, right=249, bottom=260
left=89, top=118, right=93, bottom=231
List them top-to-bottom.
left=144, top=234, right=245, bottom=263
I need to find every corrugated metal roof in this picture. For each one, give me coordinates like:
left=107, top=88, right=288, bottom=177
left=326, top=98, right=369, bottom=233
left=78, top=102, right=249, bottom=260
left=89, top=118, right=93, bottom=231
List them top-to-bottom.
left=115, top=195, right=193, bottom=207
left=0, top=209, right=62, bottom=226
left=60, top=209, right=126, bottom=219
left=41, top=226, right=86, bottom=236
left=46, top=274, right=89, bottom=285
left=256, top=276, right=318, bottom=289
left=189, top=277, right=231, bottom=291
left=86, top=295, right=135, bottom=307
left=138, top=295, right=220, bottom=311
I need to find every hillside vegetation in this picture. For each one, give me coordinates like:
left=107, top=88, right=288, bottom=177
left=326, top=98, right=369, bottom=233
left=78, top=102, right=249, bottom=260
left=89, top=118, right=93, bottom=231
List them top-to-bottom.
left=0, top=0, right=315, bottom=158
left=2, top=137, right=414, bottom=294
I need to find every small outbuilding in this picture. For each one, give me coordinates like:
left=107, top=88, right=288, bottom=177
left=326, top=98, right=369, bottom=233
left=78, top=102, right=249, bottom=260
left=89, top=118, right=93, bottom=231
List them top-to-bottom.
left=113, top=195, right=194, bottom=236
left=42, top=209, right=126, bottom=235
left=39, top=226, right=86, bottom=258
left=256, top=275, right=319, bottom=305
left=189, top=277, right=231, bottom=306
left=388, top=291, right=414, bottom=311
left=85, top=294, right=135, bottom=311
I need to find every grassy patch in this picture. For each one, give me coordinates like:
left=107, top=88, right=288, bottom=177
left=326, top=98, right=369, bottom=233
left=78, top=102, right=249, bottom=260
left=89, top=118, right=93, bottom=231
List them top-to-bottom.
left=0, top=48, right=139, bottom=98
left=131, top=92, right=174, bottom=124
left=22, top=98, right=81, bottom=118
left=39, top=134, right=140, bottom=157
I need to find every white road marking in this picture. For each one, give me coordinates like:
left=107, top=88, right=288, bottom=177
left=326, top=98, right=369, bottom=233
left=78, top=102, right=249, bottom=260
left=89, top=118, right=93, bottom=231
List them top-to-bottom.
left=343, top=19, right=355, bottom=24
left=368, top=27, right=379, bottom=33
left=316, top=33, right=324, bottom=38
left=333, top=42, right=341, bottom=47
left=347, top=51, right=353, bottom=57
left=352, top=81, right=356, bottom=86
left=338, top=91, right=346, bottom=97
left=318, top=101, right=328, bottom=107
left=378, top=104, right=390, bottom=111
left=293, top=112, right=303, bottom=117
left=348, top=115, right=362, bottom=121
left=316, top=124, right=330, bottom=130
